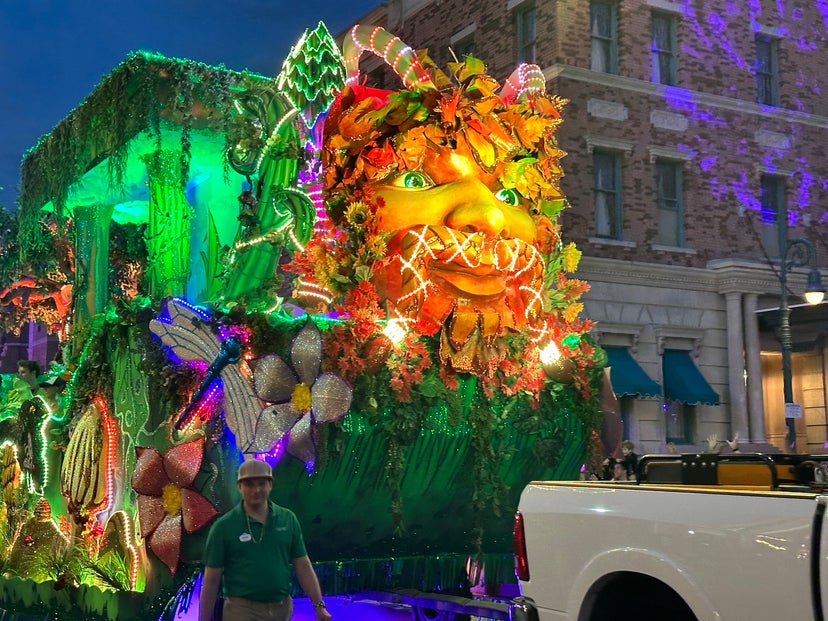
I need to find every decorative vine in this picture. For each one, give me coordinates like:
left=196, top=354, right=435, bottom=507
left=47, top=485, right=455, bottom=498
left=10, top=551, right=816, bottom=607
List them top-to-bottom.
left=18, top=51, right=270, bottom=263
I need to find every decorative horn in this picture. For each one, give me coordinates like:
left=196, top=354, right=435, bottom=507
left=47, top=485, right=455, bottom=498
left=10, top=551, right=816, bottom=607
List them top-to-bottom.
left=343, top=24, right=437, bottom=91
left=499, top=63, right=547, bottom=105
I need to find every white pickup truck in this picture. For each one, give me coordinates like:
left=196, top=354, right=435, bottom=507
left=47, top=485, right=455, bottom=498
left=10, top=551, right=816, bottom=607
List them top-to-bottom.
left=512, top=452, right=828, bottom=621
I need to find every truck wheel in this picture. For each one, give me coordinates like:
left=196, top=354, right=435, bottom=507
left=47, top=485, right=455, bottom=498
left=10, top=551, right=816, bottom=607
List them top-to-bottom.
left=586, top=573, right=697, bottom=621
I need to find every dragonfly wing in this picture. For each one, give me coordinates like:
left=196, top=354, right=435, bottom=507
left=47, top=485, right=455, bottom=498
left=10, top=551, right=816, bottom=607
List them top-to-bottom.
left=150, top=300, right=220, bottom=362
left=149, top=320, right=219, bottom=363
left=220, top=363, right=262, bottom=453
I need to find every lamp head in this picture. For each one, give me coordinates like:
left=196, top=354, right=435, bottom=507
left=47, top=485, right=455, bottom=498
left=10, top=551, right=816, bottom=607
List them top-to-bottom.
left=804, top=268, right=825, bottom=305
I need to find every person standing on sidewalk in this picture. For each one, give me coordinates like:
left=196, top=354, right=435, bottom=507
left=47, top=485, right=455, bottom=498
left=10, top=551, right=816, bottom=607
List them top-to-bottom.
left=199, top=459, right=332, bottom=621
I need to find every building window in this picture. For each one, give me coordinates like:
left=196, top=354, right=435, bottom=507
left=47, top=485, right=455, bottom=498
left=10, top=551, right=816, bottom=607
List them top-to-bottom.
left=590, top=1, right=618, bottom=73
left=516, top=4, right=536, bottom=63
left=651, top=11, right=677, bottom=85
left=756, top=35, right=779, bottom=106
left=453, top=37, right=476, bottom=59
left=593, top=150, right=622, bottom=240
left=656, top=160, right=683, bottom=246
left=760, top=174, right=786, bottom=257
left=620, top=395, right=634, bottom=441
left=664, top=401, right=694, bottom=445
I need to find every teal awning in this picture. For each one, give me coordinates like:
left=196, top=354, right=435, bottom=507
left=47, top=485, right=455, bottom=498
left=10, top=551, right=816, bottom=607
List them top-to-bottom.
left=604, top=347, right=661, bottom=398
left=662, top=350, right=720, bottom=405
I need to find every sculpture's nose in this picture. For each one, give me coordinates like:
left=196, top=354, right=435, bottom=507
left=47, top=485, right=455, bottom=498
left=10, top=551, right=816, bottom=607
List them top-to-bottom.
left=444, top=180, right=506, bottom=237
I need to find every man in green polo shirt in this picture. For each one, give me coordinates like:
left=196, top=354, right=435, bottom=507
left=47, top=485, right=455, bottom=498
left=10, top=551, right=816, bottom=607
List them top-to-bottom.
left=199, top=459, right=332, bottom=621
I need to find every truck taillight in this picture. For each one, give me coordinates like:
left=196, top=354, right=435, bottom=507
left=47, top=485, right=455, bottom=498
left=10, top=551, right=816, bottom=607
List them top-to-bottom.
left=513, top=510, right=530, bottom=582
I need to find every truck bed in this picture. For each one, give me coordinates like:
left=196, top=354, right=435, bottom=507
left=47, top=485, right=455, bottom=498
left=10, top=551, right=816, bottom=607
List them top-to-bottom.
left=516, top=453, right=828, bottom=621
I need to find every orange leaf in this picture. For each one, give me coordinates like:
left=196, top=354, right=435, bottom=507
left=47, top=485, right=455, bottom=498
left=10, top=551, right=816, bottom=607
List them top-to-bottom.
left=466, top=74, right=500, bottom=98
left=440, top=91, right=461, bottom=126
left=471, top=95, right=501, bottom=117
left=339, top=98, right=379, bottom=141
left=480, top=115, right=519, bottom=153
left=463, top=128, right=497, bottom=170
left=396, top=141, right=429, bottom=171
left=363, top=142, right=396, bottom=169
left=419, top=292, right=455, bottom=326
left=448, top=311, right=480, bottom=348
left=481, top=311, right=501, bottom=341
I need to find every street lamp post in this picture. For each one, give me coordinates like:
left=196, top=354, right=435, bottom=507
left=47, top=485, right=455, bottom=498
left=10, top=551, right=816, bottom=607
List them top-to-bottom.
left=778, top=238, right=825, bottom=451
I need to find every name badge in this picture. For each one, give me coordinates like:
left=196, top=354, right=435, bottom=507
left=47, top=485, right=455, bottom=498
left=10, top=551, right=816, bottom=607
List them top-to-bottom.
left=239, top=533, right=252, bottom=542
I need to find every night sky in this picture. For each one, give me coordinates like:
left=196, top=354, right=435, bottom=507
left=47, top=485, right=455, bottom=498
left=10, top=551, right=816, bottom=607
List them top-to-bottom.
left=0, top=0, right=382, bottom=210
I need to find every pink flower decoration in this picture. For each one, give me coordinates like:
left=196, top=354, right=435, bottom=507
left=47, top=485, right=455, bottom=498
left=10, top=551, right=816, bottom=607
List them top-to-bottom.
left=131, top=436, right=218, bottom=574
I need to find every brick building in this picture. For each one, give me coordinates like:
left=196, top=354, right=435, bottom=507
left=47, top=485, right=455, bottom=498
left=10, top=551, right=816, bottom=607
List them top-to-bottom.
left=352, top=0, right=828, bottom=454
left=0, top=322, right=57, bottom=374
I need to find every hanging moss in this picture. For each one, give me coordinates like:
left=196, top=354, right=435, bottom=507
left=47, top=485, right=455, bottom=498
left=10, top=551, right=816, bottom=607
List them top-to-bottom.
left=18, top=51, right=271, bottom=262
left=0, top=205, right=19, bottom=286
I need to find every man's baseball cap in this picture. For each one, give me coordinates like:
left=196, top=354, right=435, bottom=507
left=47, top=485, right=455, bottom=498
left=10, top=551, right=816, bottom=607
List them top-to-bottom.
left=237, top=459, right=273, bottom=482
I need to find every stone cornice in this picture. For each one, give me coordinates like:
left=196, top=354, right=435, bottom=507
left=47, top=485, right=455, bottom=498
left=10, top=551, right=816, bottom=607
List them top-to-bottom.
left=646, top=0, right=687, bottom=14
left=544, top=64, right=828, bottom=130
left=578, top=255, right=825, bottom=297
left=577, top=256, right=715, bottom=291
left=707, top=258, right=826, bottom=297
left=591, top=323, right=642, bottom=352
left=654, top=325, right=705, bottom=357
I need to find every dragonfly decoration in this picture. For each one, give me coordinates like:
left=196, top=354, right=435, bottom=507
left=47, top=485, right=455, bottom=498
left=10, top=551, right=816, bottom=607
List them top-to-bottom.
left=149, top=298, right=352, bottom=466
left=150, top=299, right=262, bottom=453
left=175, top=335, right=243, bottom=429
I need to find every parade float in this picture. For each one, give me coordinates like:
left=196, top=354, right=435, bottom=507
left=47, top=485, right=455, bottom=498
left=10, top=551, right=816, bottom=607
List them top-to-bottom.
left=0, top=23, right=605, bottom=620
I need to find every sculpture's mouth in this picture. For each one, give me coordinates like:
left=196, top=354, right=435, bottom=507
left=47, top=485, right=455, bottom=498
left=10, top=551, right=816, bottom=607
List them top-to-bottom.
left=429, top=263, right=506, bottom=297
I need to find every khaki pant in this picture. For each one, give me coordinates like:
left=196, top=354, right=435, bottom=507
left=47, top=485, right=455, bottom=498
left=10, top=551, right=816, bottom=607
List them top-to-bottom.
left=222, top=596, right=293, bottom=621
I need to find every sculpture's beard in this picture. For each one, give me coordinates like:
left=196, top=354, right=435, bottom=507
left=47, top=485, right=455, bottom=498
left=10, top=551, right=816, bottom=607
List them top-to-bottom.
left=374, top=225, right=548, bottom=375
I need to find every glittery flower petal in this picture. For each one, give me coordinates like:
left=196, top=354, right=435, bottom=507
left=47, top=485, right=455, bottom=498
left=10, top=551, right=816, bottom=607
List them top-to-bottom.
left=290, top=321, right=322, bottom=386
left=252, top=355, right=298, bottom=403
left=311, top=373, right=352, bottom=423
left=247, top=403, right=303, bottom=454
left=287, top=414, right=316, bottom=468
left=163, top=437, right=205, bottom=488
left=132, top=447, right=171, bottom=496
left=180, top=488, right=219, bottom=534
left=137, top=493, right=166, bottom=539
left=148, top=514, right=182, bottom=575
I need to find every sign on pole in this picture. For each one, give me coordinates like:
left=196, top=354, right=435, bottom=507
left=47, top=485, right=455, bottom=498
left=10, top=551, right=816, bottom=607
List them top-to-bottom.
left=785, top=403, right=803, bottom=419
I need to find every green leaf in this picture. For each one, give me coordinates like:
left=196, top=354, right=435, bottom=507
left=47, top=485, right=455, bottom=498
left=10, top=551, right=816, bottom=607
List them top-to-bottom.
left=456, top=56, right=487, bottom=82
left=501, top=158, right=537, bottom=189
left=538, top=198, right=568, bottom=219
left=354, top=265, right=372, bottom=282
left=417, top=374, right=442, bottom=398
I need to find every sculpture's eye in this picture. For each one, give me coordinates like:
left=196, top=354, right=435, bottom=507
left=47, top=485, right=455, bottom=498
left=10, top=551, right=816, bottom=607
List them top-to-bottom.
left=388, top=171, right=435, bottom=190
left=495, top=188, right=521, bottom=207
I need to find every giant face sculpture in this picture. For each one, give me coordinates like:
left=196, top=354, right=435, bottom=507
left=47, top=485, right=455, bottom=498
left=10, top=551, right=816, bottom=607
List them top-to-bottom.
left=312, top=27, right=580, bottom=375
left=368, top=140, right=548, bottom=371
